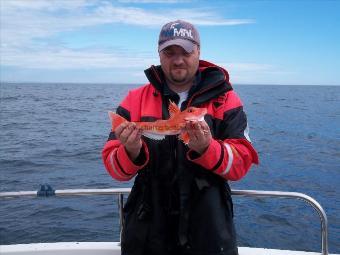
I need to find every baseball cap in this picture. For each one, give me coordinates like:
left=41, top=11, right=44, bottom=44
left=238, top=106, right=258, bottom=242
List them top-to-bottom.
left=158, top=20, right=200, bottom=53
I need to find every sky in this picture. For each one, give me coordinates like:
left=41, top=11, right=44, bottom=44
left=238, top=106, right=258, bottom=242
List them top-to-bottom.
left=0, top=0, right=339, bottom=85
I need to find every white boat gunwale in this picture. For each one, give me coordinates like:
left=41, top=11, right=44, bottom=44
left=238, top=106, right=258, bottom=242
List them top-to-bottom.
left=0, top=187, right=330, bottom=255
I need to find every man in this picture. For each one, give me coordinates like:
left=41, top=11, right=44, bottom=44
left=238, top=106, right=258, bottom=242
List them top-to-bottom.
left=102, top=20, right=259, bottom=255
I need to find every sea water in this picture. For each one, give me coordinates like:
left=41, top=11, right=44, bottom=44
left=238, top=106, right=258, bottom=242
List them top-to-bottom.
left=0, top=83, right=339, bottom=253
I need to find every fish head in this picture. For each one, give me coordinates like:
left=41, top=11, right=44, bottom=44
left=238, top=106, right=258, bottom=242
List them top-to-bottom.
left=182, top=106, right=207, bottom=121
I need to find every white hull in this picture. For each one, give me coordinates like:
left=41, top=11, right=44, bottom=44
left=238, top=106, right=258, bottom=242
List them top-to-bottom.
left=1, top=242, right=338, bottom=255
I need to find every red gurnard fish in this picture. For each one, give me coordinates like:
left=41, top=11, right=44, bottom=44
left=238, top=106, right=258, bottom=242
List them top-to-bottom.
left=108, top=101, right=207, bottom=144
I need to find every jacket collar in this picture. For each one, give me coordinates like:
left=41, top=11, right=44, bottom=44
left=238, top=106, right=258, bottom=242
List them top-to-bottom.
left=144, top=60, right=233, bottom=106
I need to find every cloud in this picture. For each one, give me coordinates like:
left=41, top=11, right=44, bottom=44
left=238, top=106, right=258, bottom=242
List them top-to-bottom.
left=0, top=0, right=254, bottom=74
left=1, top=0, right=254, bottom=45
left=1, top=45, right=159, bottom=69
left=216, top=62, right=295, bottom=84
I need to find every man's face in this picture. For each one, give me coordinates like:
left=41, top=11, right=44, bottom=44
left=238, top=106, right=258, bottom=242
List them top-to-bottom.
left=159, top=44, right=200, bottom=86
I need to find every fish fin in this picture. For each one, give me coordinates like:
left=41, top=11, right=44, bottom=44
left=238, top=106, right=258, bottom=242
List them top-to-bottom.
left=168, top=100, right=181, bottom=119
left=108, top=111, right=128, bottom=131
left=179, top=131, right=190, bottom=145
left=142, top=132, right=166, bottom=141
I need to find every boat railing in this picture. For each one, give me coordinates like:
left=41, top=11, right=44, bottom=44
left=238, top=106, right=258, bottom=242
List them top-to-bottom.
left=0, top=186, right=328, bottom=255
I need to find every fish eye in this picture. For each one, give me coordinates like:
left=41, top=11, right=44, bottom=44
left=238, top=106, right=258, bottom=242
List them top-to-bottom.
left=187, top=108, right=193, bottom=113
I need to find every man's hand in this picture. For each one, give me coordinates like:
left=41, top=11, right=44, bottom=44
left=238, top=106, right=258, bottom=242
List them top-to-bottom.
left=185, top=120, right=212, bottom=154
left=115, top=122, right=142, bottom=161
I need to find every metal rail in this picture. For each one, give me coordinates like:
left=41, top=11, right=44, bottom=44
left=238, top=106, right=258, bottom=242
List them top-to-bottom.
left=0, top=187, right=328, bottom=255
left=231, top=189, right=328, bottom=255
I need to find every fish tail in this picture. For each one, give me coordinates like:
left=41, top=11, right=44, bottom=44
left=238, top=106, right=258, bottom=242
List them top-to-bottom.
left=108, top=111, right=128, bottom=131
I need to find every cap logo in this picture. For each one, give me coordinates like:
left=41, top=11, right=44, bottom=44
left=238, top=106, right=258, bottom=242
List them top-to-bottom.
left=170, top=22, right=193, bottom=39
left=170, top=22, right=179, bottom=29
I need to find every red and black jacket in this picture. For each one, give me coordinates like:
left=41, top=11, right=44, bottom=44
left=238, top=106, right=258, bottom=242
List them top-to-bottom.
left=102, top=60, right=259, bottom=255
left=102, top=60, right=258, bottom=182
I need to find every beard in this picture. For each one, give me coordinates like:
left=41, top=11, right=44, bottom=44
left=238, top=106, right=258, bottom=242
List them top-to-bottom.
left=169, top=68, right=188, bottom=83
